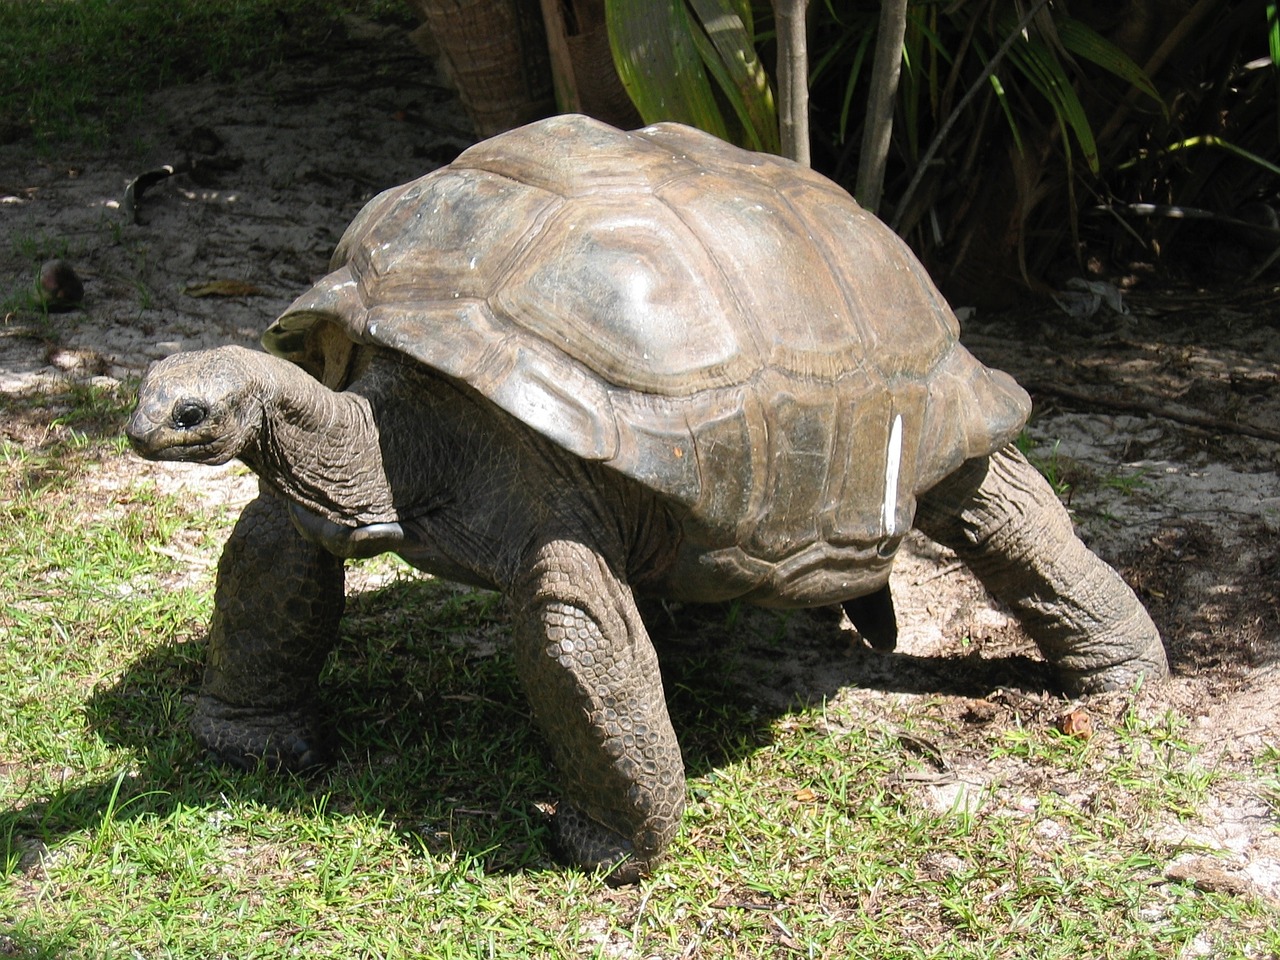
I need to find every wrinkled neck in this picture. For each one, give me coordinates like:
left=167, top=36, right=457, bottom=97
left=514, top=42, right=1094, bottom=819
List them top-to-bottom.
left=241, top=357, right=400, bottom=526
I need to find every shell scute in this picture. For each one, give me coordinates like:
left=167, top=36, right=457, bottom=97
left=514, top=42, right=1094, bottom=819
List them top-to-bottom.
left=344, top=169, right=561, bottom=307
left=654, top=172, right=867, bottom=381
left=494, top=195, right=749, bottom=395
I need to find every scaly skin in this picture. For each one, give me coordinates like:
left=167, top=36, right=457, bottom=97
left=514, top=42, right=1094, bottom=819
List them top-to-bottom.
left=914, top=444, right=1168, bottom=693
left=194, top=483, right=344, bottom=770
left=512, top=536, right=685, bottom=884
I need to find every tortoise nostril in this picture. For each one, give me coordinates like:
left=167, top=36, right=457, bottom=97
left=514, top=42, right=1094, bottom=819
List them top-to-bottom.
left=173, top=400, right=208, bottom=430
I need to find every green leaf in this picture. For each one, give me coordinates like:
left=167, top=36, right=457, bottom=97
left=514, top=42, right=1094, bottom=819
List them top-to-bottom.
left=605, top=0, right=729, bottom=140
left=685, top=0, right=779, bottom=153
left=1269, top=4, right=1280, bottom=68
left=807, top=6, right=877, bottom=146
left=1056, top=16, right=1164, bottom=115
left=1002, top=28, right=1100, bottom=174
left=836, top=30, right=876, bottom=145
left=988, top=73, right=1025, bottom=156
left=1161, top=134, right=1280, bottom=177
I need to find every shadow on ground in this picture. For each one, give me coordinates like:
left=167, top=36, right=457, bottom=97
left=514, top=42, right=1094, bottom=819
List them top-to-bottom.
left=3, top=576, right=1064, bottom=884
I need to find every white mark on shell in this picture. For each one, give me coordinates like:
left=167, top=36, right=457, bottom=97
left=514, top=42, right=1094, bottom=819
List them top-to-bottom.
left=882, top=414, right=903, bottom=536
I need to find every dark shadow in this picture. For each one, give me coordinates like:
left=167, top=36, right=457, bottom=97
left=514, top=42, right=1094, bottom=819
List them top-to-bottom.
left=1119, top=520, right=1280, bottom=680
left=2, top=574, right=1064, bottom=883
left=649, top=599, right=1055, bottom=775
left=0, top=929, right=74, bottom=960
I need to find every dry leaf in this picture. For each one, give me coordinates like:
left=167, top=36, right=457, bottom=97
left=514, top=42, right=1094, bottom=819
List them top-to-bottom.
left=183, top=279, right=266, bottom=298
left=962, top=699, right=999, bottom=724
left=1057, top=708, right=1093, bottom=740
left=793, top=787, right=817, bottom=803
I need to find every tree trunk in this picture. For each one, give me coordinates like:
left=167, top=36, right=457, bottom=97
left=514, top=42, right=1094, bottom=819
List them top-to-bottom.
left=408, top=0, right=556, bottom=137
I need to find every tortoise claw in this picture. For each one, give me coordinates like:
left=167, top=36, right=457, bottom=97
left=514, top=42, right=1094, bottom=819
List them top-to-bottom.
left=842, top=584, right=898, bottom=651
left=192, top=696, right=330, bottom=773
left=550, top=801, right=657, bottom=886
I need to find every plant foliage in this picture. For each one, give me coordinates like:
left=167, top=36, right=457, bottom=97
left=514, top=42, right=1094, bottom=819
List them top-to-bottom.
left=605, top=0, right=779, bottom=153
left=606, top=0, right=1279, bottom=299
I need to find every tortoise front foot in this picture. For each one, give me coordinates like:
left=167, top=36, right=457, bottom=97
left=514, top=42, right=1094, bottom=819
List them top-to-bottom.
left=194, top=486, right=345, bottom=773
left=515, top=537, right=687, bottom=885
left=1050, top=643, right=1167, bottom=696
left=192, top=695, right=328, bottom=772
left=552, top=801, right=657, bottom=886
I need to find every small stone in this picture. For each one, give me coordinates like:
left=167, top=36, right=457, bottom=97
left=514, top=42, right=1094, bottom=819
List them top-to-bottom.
left=36, top=259, right=84, bottom=311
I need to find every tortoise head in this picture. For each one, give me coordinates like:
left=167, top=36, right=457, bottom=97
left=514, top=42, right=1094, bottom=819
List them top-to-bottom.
left=127, top=346, right=270, bottom=465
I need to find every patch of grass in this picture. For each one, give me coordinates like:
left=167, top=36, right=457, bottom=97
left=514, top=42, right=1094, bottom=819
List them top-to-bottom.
left=0, top=0, right=411, bottom=144
left=3, top=232, right=88, bottom=325
left=9, top=232, right=72, bottom=266
left=2, top=380, right=135, bottom=495
left=2, top=392, right=1276, bottom=956
left=1016, top=434, right=1082, bottom=500
left=1017, top=434, right=1149, bottom=508
left=1100, top=468, right=1150, bottom=496
left=990, top=702, right=1216, bottom=832
left=1107, top=707, right=1216, bottom=819
left=1259, top=743, right=1280, bottom=817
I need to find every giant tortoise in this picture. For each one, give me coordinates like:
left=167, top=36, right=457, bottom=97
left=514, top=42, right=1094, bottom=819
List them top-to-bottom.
left=128, top=114, right=1167, bottom=883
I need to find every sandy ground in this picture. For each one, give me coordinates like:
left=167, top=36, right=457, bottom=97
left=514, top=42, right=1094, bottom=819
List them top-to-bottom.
left=2, top=16, right=1278, bottom=906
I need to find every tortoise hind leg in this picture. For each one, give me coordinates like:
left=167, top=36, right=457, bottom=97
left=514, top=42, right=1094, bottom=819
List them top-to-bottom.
left=914, top=444, right=1167, bottom=693
left=194, top=483, right=344, bottom=770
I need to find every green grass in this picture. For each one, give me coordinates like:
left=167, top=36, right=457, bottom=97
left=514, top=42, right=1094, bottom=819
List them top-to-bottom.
left=0, top=0, right=410, bottom=144
left=1, top=383, right=1277, bottom=958
left=1016, top=433, right=1149, bottom=528
left=1016, top=434, right=1079, bottom=500
left=1260, top=743, right=1280, bottom=818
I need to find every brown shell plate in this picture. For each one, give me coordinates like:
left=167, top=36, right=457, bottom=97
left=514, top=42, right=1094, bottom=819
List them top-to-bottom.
left=264, top=115, right=1029, bottom=562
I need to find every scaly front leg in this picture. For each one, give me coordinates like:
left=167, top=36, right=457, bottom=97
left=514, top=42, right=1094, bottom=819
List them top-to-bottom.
left=194, top=483, right=345, bottom=770
left=512, top=537, right=685, bottom=884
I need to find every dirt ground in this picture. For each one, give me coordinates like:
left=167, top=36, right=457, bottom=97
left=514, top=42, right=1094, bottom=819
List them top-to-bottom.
left=2, top=16, right=1278, bottom=907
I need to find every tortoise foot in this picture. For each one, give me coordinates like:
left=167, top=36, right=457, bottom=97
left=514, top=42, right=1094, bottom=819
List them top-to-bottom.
left=1058, top=652, right=1170, bottom=696
left=192, top=696, right=329, bottom=772
left=551, top=802, right=659, bottom=886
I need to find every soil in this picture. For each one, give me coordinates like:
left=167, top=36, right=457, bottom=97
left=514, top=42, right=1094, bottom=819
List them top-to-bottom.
left=2, top=16, right=1278, bottom=907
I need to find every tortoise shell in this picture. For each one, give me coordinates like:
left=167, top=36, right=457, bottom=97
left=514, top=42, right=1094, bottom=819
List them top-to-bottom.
left=264, top=114, right=1029, bottom=568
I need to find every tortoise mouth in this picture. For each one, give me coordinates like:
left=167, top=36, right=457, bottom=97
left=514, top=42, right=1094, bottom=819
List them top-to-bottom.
left=126, top=411, right=236, bottom=465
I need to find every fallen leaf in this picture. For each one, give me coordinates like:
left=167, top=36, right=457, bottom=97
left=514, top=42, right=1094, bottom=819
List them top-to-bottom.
left=184, top=279, right=266, bottom=298
left=962, top=699, right=999, bottom=723
left=1057, top=708, right=1093, bottom=740
left=793, top=787, right=817, bottom=803
left=1166, top=858, right=1256, bottom=898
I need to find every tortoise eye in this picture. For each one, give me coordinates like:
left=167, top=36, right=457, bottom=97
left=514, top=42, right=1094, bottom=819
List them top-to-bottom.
left=172, top=400, right=208, bottom=430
